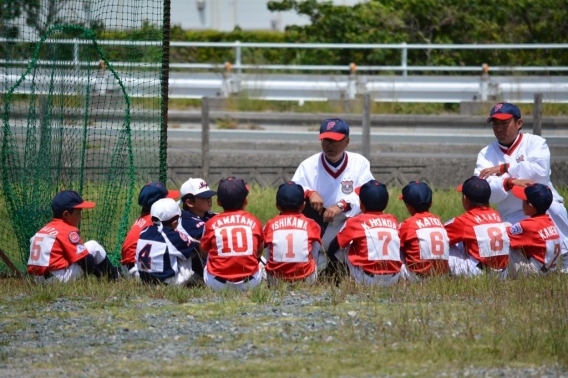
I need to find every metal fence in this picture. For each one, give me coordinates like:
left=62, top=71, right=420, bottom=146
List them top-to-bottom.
left=2, top=39, right=568, bottom=103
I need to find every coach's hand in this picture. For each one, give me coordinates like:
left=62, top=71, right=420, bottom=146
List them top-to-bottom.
left=479, top=166, right=503, bottom=179
left=511, top=178, right=536, bottom=187
left=309, top=191, right=324, bottom=213
left=323, top=205, right=342, bottom=223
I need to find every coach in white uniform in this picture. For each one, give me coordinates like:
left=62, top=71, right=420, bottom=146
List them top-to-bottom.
left=475, top=102, right=568, bottom=272
left=292, top=118, right=375, bottom=258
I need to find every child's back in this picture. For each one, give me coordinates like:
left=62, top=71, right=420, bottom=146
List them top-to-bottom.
left=398, top=181, right=449, bottom=278
left=264, top=182, right=322, bottom=283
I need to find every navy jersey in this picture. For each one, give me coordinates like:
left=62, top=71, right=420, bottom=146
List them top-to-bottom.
left=177, top=210, right=216, bottom=240
left=136, top=224, right=195, bottom=281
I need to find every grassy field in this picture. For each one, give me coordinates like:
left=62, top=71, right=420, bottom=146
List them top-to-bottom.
left=1, top=187, right=568, bottom=376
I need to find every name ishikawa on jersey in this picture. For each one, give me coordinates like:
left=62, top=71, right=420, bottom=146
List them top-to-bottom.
left=445, top=207, right=510, bottom=270
left=201, top=210, right=264, bottom=281
left=337, top=212, right=402, bottom=274
left=399, top=212, right=449, bottom=275
left=264, top=213, right=322, bottom=279
left=121, top=214, right=152, bottom=265
left=507, top=214, right=561, bottom=269
left=27, top=219, right=90, bottom=276
left=136, top=224, right=194, bottom=280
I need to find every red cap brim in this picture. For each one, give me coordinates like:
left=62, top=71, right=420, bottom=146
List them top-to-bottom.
left=487, top=113, right=514, bottom=123
left=319, top=132, right=346, bottom=141
left=456, top=184, right=463, bottom=192
left=512, top=185, right=528, bottom=200
left=354, top=186, right=361, bottom=195
left=166, top=190, right=180, bottom=199
left=398, top=194, right=404, bottom=200
left=74, top=201, right=96, bottom=209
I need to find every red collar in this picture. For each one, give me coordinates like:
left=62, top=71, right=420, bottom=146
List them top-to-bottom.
left=498, top=133, right=523, bottom=156
left=321, top=153, right=348, bottom=179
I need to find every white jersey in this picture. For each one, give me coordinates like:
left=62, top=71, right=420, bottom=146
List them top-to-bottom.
left=475, top=132, right=568, bottom=255
left=475, top=133, right=563, bottom=222
left=292, top=151, right=375, bottom=221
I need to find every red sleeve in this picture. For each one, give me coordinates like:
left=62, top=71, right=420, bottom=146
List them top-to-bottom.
left=445, top=216, right=465, bottom=245
left=336, top=219, right=355, bottom=248
left=398, top=220, right=409, bottom=246
left=507, top=220, right=529, bottom=249
left=201, top=223, right=213, bottom=252
left=61, top=230, right=89, bottom=264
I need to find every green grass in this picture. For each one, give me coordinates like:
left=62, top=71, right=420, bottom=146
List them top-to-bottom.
left=0, top=273, right=567, bottom=376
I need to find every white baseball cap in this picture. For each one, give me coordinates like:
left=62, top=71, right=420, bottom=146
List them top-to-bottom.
left=180, top=178, right=217, bottom=198
left=150, top=198, right=181, bottom=222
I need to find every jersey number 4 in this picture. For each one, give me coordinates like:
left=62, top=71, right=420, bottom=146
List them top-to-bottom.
left=138, top=244, right=152, bottom=270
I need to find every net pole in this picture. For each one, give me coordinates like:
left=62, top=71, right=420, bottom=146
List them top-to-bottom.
left=159, top=0, right=171, bottom=184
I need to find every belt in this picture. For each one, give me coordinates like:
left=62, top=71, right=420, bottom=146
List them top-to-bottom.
left=214, top=274, right=255, bottom=284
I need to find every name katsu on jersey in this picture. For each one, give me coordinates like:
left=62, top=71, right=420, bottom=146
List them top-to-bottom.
left=211, top=213, right=257, bottom=230
left=270, top=216, right=309, bottom=231
left=361, top=217, right=397, bottom=230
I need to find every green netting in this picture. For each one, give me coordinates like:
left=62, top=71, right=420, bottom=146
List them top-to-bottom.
left=0, top=0, right=169, bottom=271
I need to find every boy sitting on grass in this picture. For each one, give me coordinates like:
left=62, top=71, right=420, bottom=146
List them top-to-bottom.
left=445, top=176, right=510, bottom=277
left=200, top=177, right=264, bottom=291
left=176, top=178, right=217, bottom=282
left=327, top=180, right=402, bottom=287
left=263, top=181, right=322, bottom=286
left=398, top=181, right=449, bottom=281
left=121, top=182, right=179, bottom=278
left=507, top=183, right=561, bottom=278
left=27, top=190, right=118, bottom=283
left=136, top=198, right=195, bottom=285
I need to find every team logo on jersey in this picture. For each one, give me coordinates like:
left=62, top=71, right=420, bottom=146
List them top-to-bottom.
left=516, top=154, right=524, bottom=163
left=341, top=180, right=354, bottom=194
left=510, top=223, right=523, bottom=235
left=68, top=231, right=81, bottom=244
left=76, top=244, right=86, bottom=254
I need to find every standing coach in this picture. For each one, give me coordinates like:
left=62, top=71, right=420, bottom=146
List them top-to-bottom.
left=475, top=102, right=568, bottom=272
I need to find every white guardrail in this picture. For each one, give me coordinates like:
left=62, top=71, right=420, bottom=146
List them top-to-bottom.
left=1, top=39, right=568, bottom=103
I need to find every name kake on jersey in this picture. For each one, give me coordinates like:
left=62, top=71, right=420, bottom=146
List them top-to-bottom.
left=211, top=214, right=257, bottom=230
left=271, top=216, right=309, bottom=231
left=361, top=217, right=397, bottom=230
left=538, top=226, right=559, bottom=240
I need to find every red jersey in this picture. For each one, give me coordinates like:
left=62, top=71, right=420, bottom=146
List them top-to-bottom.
left=445, top=207, right=509, bottom=270
left=202, top=210, right=264, bottom=281
left=399, top=211, right=449, bottom=276
left=264, top=212, right=321, bottom=280
left=336, top=212, right=402, bottom=274
left=121, top=214, right=152, bottom=265
left=507, top=214, right=561, bottom=269
left=27, top=219, right=90, bottom=276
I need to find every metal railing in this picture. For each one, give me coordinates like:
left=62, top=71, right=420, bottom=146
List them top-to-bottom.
left=2, top=38, right=568, bottom=75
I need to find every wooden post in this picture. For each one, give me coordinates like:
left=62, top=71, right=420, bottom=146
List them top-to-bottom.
left=362, top=93, right=371, bottom=159
left=533, top=93, right=543, bottom=136
left=201, top=97, right=210, bottom=183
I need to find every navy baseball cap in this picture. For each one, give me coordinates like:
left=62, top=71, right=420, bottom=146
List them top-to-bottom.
left=487, top=102, right=522, bottom=123
left=319, top=118, right=349, bottom=141
left=217, top=176, right=249, bottom=205
left=457, top=176, right=491, bottom=203
left=355, top=180, right=389, bottom=211
left=276, top=181, right=305, bottom=210
left=399, top=181, right=432, bottom=208
left=138, top=182, right=180, bottom=209
left=512, top=183, right=553, bottom=213
left=52, top=190, right=96, bottom=216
